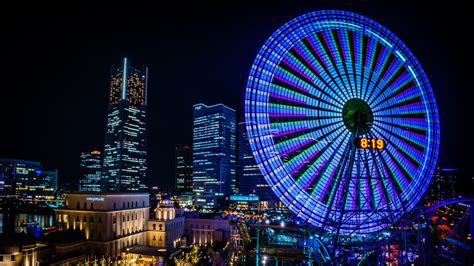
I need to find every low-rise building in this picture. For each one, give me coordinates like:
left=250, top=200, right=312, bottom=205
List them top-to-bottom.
left=53, top=192, right=149, bottom=257
left=39, top=193, right=233, bottom=262
left=229, top=195, right=261, bottom=212
left=147, top=199, right=184, bottom=249
left=185, top=215, right=231, bottom=246
left=0, top=233, right=52, bottom=265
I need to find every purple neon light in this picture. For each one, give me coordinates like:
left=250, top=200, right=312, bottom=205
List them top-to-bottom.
left=245, top=10, right=440, bottom=234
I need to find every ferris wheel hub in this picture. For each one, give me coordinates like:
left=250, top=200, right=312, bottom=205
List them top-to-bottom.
left=342, top=98, right=373, bottom=135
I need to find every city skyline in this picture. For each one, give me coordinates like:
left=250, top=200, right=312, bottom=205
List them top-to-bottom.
left=0, top=2, right=472, bottom=191
left=1, top=3, right=473, bottom=264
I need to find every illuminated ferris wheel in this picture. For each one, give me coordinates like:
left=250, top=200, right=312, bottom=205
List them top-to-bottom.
left=245, top=10, right=440, bottom=234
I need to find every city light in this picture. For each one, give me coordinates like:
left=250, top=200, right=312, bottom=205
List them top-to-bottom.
left=1, top=4, right=470, bottom=266
left=245, top=9, right=440, bottom=234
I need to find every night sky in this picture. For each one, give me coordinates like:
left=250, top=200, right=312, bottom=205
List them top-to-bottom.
left=1, top=2, right=472, bottom=191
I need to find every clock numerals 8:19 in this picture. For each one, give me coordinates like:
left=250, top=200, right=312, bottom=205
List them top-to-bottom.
left=354, top=138, right=385, bottom=150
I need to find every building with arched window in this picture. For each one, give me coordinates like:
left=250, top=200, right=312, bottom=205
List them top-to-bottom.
left=54, top=192, right=149, bottom=257
left=147, top=199, right=184, bottom=249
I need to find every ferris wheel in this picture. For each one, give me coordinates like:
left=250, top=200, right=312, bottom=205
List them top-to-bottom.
left=245, top=10, right=440, bottom=234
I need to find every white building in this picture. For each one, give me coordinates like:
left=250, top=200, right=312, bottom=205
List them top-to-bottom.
left=54, top=193, right=149, bottom=257
left=147, top=199, right=185, bottom=249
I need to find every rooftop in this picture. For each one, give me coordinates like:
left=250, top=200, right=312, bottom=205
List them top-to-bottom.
left=0, top=158, right=41, bottom=166
left=65, top=192, right=150, bottom=196
left=40, top=229, right=86, bottom=244
left=0, top=233, right=37, bottom=253
left=125, top=245, right=171, bottom=256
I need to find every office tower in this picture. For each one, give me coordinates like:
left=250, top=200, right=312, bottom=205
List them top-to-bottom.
left=102, top=58, right=148, bottom=192
left=192, top=103, right=236, bottom=209
left=237, top=122, right=277, bottom=208
left=175, top=145, right=193, bottom=193
left=78, top=150, right=102, bottom=192
left=0, top=158, right=58, bottom=200
left=426, top=167, right=458, bottom=202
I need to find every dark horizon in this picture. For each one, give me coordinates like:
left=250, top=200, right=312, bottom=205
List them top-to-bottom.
left=1, top=2, right=472, bottom=191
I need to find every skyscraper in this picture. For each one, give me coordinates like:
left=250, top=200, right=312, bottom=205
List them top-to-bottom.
left=102, top=58, right=148, bottom=192
left=192, top=103, right=236, bottom=209
left=237, top=122, right=277, bottom=207
left=175, top=145, right=193, bottom=193
left=78, top=150, right=102, bottom=192
left=0, top=158, right=58, bottom=200
left=425, top=167, right=458, bottom=202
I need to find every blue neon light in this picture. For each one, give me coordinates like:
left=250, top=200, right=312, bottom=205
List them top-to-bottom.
left=244, top=10, right=440, bottom=234
left=395, top=50, right=407, bottom=62
left=230, top=195, right=259, bottom=201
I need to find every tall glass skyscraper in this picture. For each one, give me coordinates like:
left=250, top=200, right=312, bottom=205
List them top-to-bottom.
left=102, top=58, right=148, bottom=192
left=192, top=103, right=236, bottom=209
left=237, top=122, right=277, bottom=207
left=175, top=145, right=193, bottom=193
left=78, top=150, right=102, bottom=192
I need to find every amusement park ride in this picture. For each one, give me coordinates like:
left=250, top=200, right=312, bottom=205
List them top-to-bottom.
left=243, top=10, right=473, bottom=264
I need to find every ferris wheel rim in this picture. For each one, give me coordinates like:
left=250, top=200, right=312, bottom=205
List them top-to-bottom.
left=245, top=10, right=440, bottom=234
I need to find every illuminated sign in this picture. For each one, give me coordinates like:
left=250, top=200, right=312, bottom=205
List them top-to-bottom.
left=353, top=138, right=386, bottom=150
left=230, top=195, right=259, bottom=201
left=86, top=197, right=104, bottom=202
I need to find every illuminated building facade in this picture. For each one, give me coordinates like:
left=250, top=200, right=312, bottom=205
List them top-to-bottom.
left=102, top=57, right=148, bottom=192
left=192, top=103, right=236, bottom=209
left=237, top=122, right=277, bottom=208
left=175, top=145, right=192, bottom=193
left=78, top=150, right=102, bottom=192
left=0, top=158, right=57, bottom=200
left=426, top=167, right=458, bottom=202
left=54, top=193, right=149, bottom=258
left=229, top=195, right=262, bottom=212
left=146, top=199, right=184, bottom=249
left=184, top=217, right=231, bottom=246
left=0, top=234, right=50, bottom=265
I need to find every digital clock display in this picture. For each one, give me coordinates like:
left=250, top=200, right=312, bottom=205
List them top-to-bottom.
left=354, top=138, right=386, bottom=150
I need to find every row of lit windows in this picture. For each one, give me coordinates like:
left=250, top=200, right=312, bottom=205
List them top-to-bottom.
left=113, top=212, right=144, bottom=223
